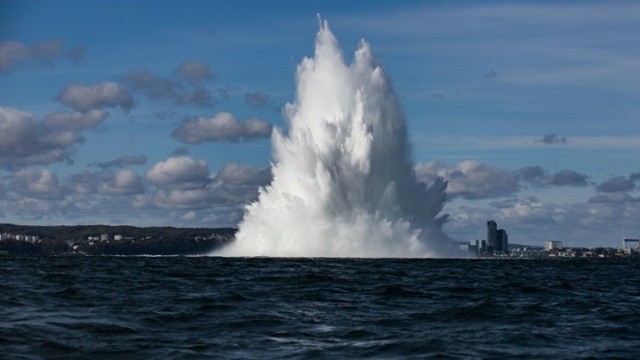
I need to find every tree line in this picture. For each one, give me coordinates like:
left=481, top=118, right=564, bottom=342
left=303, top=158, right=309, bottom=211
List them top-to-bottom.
left=0, top=223, right=236, bottom=256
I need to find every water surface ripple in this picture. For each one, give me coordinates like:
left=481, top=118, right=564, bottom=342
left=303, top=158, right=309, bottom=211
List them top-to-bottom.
left=2, top=257, right=639, bottom=359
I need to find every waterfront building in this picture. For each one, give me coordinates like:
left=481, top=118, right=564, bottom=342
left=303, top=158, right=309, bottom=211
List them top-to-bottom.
left=487, top=220, right=497, bottom=252
left=487, top=220, right=508, bottom=254
left=497, top=229, right=508, bottom=254
left=469, top=239, right=487, bottom=256
left=544, top=241, right=563, bottom=251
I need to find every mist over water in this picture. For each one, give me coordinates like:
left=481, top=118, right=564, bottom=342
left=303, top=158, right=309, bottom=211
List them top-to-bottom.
left=217, top=21, right=452, bottom=257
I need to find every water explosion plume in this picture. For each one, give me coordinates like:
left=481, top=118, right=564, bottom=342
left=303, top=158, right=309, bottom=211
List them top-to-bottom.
left=217, top=20, right=452, bottom=257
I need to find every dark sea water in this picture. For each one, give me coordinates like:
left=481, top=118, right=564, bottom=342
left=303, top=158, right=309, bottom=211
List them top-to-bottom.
left=2, top=257, right=640, bottom=359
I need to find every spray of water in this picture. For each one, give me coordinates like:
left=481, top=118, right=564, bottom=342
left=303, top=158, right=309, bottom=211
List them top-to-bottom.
left=216, top=20, right=452, bottom=257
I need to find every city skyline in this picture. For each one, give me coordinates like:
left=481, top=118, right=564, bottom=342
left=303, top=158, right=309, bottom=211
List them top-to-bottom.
left=1, top=1, right=640, bottom=248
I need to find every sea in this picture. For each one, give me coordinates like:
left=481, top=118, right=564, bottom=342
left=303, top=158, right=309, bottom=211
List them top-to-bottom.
left=2, top=256, right=640, bottom=359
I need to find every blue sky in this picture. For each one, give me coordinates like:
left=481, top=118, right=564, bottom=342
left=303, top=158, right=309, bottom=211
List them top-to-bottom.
left=1, top=0, right=639, bottom=247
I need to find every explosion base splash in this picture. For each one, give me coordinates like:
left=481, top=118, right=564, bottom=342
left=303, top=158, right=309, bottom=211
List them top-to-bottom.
left=217, top=20, right=451, bottom=257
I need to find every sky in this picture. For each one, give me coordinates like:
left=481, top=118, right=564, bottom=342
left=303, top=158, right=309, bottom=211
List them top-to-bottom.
left=1, top=0, right=639, bottom=248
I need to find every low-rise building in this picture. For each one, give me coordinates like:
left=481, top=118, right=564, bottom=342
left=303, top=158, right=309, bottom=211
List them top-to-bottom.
left=544, top=241, right=563, bottom=251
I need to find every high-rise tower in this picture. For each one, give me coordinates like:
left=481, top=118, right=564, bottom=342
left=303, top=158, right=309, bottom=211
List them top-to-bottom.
left=487, top=220, right=497, bottom=251
left=497, top=229, right=508, bottom=254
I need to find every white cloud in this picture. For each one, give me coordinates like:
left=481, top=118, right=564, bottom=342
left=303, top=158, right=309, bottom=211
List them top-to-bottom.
left=57, top=81, right=134, bottom=112
left=0, top=106, right=83, bottom=167
left=0, top=107, right=111, bottom=168
left=44, top=110, right=108, bottom=131
left=172, top=112, right=272, bottom=143
left=145, top=156, right=210, bottom=190
left=415, top=160, right=519, bottom=199
left=136, top=162, right=268, bottom=211
left=10, top=168, right=70, bottom=200
left=71, top=169, right=144, bottom=196
left=97, top=169, right=144, bottom=196
left=0, top=198, right=74, bottom=221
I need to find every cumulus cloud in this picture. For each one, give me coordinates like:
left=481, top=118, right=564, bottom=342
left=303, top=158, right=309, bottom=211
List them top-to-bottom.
left=0, top=40, right=84, bottom=72
left=176, top=61, right=214, bottom=84
left=124, top=68, right=215, bottom=107
left=56, top=81, right=134, bottom=112
left=244, top=92, right=270, bottom=108
left=0, top=106, right=97, bottom=167
left=0, top=106, right=116, bottom=168
left=43, top=110, right=108, bottom=131
left=172, top=112, right=272, bottom=143
left=536, top=133, right=568, bottom=145
left=97, top=154, right=148, bottom=169
left=145, top=156, right=210, bottom=190
left=414, top=160, right=519, bottom=199
left=136, top=162, right=269, bottom=211
left=518, top=166, right=589, bottom=187
left=10, top=168, right=70, bottom=200
left=71, top=169, right=144, bottom=196
left=98, top=169, right=144, bottom=195
left=548, top=170, right=589, bottom=186
left=630, top=172, right=640, bottom=182
left=596, top=176, right=635, bottom=193
left=495, top=196, right=556, bottom=225
left=0, top=197, right=74, bottom=221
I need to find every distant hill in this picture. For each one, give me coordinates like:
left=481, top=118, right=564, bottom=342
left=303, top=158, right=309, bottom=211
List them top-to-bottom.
left=0, top=223, right=236, bottom=256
